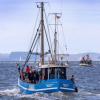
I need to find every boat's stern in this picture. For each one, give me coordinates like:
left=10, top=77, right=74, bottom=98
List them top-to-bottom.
left=40, top=79, right=77, bottom=93
left=59, top=79, right=78, bottom=92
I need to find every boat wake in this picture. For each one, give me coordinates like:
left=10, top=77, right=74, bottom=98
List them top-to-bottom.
left=0, top=87, right=63, bottom=100
left=0, top=88, right=100, bottom=100
left=17, top=92, right=70, bottom=100
left=17, top=93, right=59, bottom=100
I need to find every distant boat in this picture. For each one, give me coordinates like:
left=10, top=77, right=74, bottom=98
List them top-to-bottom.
left=17, top=2, right=78, bottom=94
left=80, top=54, right=92, bottom=66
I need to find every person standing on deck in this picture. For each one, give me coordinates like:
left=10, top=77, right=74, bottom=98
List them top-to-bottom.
left=16, top=63, right=21, bottom=73
left=26, top=65, right=30, bottom=73
left=20, top=71, right=25, bottom=80
left=70, top=75, right=75, bottom=83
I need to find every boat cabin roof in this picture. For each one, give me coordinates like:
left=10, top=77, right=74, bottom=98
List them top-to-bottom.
left=39, top=64, right=68, bottom=69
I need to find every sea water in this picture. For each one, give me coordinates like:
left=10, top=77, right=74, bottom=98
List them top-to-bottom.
left=0, top=62, right=100, bottom=100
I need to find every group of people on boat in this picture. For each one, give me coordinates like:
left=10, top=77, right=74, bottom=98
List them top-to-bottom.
left=80, top=55, right=92, bottom=65
left=16, top=63, right=75, bottom=84
left=17, top=64, right=39, bottom=84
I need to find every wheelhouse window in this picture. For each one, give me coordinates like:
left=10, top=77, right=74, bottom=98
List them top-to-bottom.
left=40, top=67, right=67, bottom=80
left=49, top=67, right=66, bottom=79
left=57, top=67, right=66, bottom=79
left=49, top=68, right=55, bottom=79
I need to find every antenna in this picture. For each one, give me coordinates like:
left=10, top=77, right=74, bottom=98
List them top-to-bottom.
left=35, top=2, right=48, bottom=8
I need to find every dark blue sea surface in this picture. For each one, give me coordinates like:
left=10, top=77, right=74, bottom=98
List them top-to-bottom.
left=0, top=62, right=100, bottom=100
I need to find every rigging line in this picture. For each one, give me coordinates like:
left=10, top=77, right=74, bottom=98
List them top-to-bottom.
left=28, top=8, right=40, bottom=50
left=44, top=9, right=53, bottom=55
left=22, top=10, right=41, bottom=68
left=47, top=17, right=56, bottom=54
left=58, top=20, right=69, bottom=62
left=59, top=20, right=68, bottom=51
left=24, top=22, right=41, bottom=67
left=29, top=22, right=41, bottom=52
left=56, top=22, right=59, bottom=60
left=24, top=24, right=41, bottom=66
left=44, top=24, right=53, bottom=60
left=49, top=25, right=55, bottom=52
left=24, top=31, right=39, bottom=66
left=24, top=32, right=40, bottom=67
left=26, top=32, right=40, bottom=62
left=25, top=33, right=40, bottom=65
left=31, top=33, right=40, bottom=54
left=34, top=36, right=39, bottom=63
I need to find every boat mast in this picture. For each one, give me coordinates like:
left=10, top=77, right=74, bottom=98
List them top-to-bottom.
left=40, top=2, right=44, bottom=65
left=50, top=13, right=61, bottom=64
left=54, top=13, right=57, bottom=64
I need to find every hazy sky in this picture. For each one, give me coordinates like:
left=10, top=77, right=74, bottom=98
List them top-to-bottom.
left=0, top=0, right=100, bottom=54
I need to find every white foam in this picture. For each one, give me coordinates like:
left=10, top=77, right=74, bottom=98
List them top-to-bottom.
left=1, top=87, right=99, bottom=100
left=0, top=88, right=19, bottom=96
left=0, top=88, right=61, bottom=100
left=17, top=93, right=59, bottom=100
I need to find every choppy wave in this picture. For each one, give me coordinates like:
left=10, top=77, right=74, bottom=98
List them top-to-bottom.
left=0, top=62, right=100, bottom=100
left=0, top=88, right=100, bottom=100
left=0, top=88, right=19, bottom=96
left=0, top=88, right=65, bottom=100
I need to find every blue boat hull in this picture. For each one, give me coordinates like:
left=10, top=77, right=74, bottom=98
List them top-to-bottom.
left=18, top=78, right=77, bottom=94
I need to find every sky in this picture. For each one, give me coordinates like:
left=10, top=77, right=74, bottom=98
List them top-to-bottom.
left=0, top=0, right=100, bottom=54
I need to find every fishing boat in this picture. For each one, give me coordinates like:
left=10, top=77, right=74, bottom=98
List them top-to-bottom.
left=17, top=2, right=78, bottom=94
left=80, top=54, right=92, bottom=66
